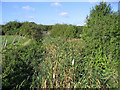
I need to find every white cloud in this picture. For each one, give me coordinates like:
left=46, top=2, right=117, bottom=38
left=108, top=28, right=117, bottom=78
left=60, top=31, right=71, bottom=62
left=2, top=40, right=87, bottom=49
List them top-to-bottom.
left=51, top=2, right=62, bottom=7
left=22, top=6, right=35, bottom=11
left=59, top=12, right=68, bottom=17
left=27, top=16, right=35, bottom=19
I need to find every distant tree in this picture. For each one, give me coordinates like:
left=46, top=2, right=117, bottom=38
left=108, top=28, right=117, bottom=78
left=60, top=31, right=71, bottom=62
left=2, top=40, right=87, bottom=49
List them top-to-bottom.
left=3, top=21, right=21, bottom=35
left=19, top=22, right=41, bottom=40
left=38, top=24, right=46, bottom=31
left=51, top=24, right=68, bottom=37
left=51, top=24, right=82, bottom=39
left=0, top=25, right=2, bottom=35
left=46, top=25, right=53, bottom=31
left=64, top=25, right=76, bottom=38
left=76, top=26, right=83, bottom=38
left=0, top=30, right=5, bottom=35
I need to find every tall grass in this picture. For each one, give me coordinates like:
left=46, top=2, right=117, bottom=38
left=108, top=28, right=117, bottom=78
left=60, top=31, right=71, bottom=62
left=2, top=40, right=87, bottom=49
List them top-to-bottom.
left=1, top=35, right=29, bottom=46
left=2, top=35, right=118, bottom=89
left=32, top=36, right=118, bottom=88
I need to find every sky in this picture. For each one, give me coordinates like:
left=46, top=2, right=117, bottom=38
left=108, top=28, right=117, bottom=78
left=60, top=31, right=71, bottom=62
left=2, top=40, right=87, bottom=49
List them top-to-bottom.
left=1, top=1, right=119, bottom=26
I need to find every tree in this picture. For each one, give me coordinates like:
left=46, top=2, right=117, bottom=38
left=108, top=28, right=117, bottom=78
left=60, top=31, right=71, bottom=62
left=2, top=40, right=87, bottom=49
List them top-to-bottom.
left=81, top=2, right=119, bottom=88
left=82, top=2, right=119, bottom=57
left=3, top=21, right=21, bottom=35
left=19, top=22, right=41, bottom=40
left=50, top=24, right=68, bottom=37
left=51, top=24, right=82, bottom=39
left=64, top=25, right=76, bottom=39
left=76, top=26, right=83, bottom=38
left=2, top=41, right=43, bottom=89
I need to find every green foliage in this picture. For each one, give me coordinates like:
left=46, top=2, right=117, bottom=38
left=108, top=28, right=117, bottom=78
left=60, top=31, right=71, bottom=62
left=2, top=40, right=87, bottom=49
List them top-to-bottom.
left=1, top=2, right=119, bottom=89
left=81, top=2, right=119, bottom=88
left=82, top=2, right=119, bottom=57
left=2, top=21, right=82, bottom=39
left=3, top=21, right=21, bottom=35
left=19, top=22, right=41, bottom=40
left=51, top=24, right=82, bottom=39
left=51, top=24, right=68, bottom=37
left=0, top=25, right=5, bottom=35
left=38, top=25, right=53, bottom=31
left=64, top=25, right=76, bottom=38
left=76, top=26, right=83, bottom=38
left=1, top=35, right=29, bottom=46
left=37, top=36, right=83, bottom=88
left=2, top=40, right=43, bottom=89
left=75, top=48, right=118, bottom=88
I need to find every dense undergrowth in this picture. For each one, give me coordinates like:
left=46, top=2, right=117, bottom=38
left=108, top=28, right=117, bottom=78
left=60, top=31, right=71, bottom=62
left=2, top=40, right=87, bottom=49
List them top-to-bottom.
left=1, top=2, right=119, bottom=89
left=2, top=36, right=118, bottom=89
left=32, top=36, right=118, bottom=88
left=2, top=39, right=43, bottom=89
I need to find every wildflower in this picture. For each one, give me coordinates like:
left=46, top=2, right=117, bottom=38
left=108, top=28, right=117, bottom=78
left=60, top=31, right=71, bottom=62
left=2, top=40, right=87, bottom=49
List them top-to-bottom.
left=72, top=59, right=74, bottom=66
left=53, top=73, right=55, bottom=79
left=67, top=83, right=70, bottom=88
left=98, top=85, right=100, bottom=88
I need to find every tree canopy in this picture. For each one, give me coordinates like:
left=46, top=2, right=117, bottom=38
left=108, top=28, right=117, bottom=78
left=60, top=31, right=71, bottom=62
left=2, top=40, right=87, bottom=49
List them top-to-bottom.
left=82, top=2, right=119, bottom=58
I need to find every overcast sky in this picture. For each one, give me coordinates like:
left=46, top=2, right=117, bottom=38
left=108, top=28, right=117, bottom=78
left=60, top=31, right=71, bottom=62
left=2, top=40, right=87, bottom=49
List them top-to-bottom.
left=2, top=2, right=118, bottom=26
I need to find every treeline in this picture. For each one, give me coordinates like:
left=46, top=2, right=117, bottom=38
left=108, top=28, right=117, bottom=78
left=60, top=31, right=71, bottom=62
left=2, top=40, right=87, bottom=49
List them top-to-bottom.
left=0, top=21, right=83, bottom=39
left=0, top=21, right=53, bottom=40
left=0, top=22, right=53, bottom=35
left=51, top=24, right=83, bottom=38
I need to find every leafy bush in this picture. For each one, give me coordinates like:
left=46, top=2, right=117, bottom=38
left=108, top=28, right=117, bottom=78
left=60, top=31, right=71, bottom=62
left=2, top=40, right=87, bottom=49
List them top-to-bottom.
left=80, top=2, right=119, bottom=88
left=82, top=2, right=119, bottom=57
left=2, top=21, right=21, bottom=35
left=19, top=22, right=42, bottom=40
left=51, top=24, right=82, bottom=39
left=0, top=25, right=5, bottom=35
left=2, top=41, right=43, bottom=89
left=74, top=48, right=118, bottom=88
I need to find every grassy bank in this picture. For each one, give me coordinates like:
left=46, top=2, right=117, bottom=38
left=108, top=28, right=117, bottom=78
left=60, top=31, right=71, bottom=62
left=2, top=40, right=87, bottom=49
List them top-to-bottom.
left=0, top=35, right=29, bottom=47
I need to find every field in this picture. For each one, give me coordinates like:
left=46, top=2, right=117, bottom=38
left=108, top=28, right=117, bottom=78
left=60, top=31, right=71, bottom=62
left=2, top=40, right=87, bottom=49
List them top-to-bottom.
left=1, top=2, right=119, bottom=89
left=0, top=35, right=29, bottom=48
left=1, top=35, right=119, bottom=89
left=39, top=36, right=84, bottom=88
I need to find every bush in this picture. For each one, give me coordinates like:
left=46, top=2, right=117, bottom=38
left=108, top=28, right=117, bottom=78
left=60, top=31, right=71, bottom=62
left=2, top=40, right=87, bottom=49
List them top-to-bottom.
left=80, top=2, right=119, bottom=88
left=2, top=21, right=21, bottom=35
left=51, top=24, right=82, bottom=39
left=2, top=41, right=43, bottom=89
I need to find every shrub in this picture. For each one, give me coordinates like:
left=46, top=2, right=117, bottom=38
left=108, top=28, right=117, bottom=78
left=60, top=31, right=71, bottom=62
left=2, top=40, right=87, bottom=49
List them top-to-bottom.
left=80, top=2, right=119, bottom=88
left=51, top=24, right=82, bottom=39
left=2, top=41, right=43, bottom=89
